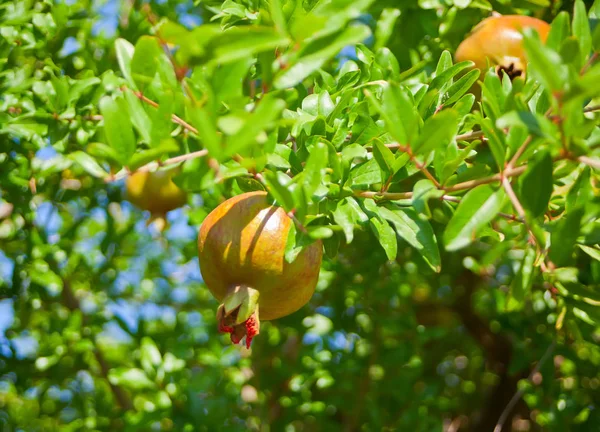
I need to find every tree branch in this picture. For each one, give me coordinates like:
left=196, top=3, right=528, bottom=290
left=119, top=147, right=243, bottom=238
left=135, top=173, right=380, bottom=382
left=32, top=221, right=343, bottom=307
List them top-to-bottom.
left=128, top=89, right=198, bottom=134
left=106, top=149, right=209, bottom=182
left=578, top=155, right=600, bottom=170
left=501, top=177, right=526, bottom=220
left=61, top=278, right=133, bottom=411
left=493, top=340, right=557, bottom=432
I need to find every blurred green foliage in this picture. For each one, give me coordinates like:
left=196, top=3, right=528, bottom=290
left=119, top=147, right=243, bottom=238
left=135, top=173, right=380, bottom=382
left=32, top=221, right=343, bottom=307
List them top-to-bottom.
left=2, top=0, right=600, bottom=431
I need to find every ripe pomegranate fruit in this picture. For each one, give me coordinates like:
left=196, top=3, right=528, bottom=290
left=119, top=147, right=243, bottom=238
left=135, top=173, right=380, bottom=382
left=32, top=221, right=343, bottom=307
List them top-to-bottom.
left=455, top=14, right=550, bottom=80
left=125, top=167, right=187, bottom=216
left=198, top=191, right=323, bottom=348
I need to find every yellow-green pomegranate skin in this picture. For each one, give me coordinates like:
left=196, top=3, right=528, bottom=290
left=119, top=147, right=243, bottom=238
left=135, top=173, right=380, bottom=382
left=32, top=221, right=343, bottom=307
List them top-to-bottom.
left=455, top=15, right=550, bottom=73
left=126, top=169, right=187, bottom=215
left=198, top=191, right=323, bottom=321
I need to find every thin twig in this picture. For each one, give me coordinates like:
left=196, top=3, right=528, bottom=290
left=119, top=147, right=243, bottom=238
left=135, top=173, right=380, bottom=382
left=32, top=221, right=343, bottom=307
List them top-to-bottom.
left=581, top=52, right=598, bottom=75
left=125, top=88, right=199, bottom=135
left=583, top=104, right=600, bottom=114
left=456, top=130, right=484, bottom=141
left=507, top=136, right=532, bottom=169
left=392, top=142, right=441, bottom=188
left=106, top=149, right=209, bottom=182
left=578, top=155, right=600, bottom=170
left=354, top=165, right=529, bottom=200
left=445, top=165, right=528, bottom=192
left=501, top=177, right=526, bottom=220
left=354, top=191, right=412, bottom=200
left=287, top=210, right=308, bottom=234
left=498, top=212, right=525, bottom=223
left=60, top=278, right=132, bottom=410
left=493, top=340, right=556, bottom=432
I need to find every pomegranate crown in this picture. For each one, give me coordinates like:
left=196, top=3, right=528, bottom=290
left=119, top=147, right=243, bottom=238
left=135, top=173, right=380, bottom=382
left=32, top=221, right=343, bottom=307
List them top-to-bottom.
left=217, top=285, right=260, bottom=349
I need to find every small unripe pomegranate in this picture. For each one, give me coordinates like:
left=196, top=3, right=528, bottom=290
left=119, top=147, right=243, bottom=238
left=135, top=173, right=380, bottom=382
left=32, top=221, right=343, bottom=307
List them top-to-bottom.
left=456, top=14, right=550, bottom=80
left=125, top=168, right=187, bottom=216
left=198, top=191, right=322, bottom=348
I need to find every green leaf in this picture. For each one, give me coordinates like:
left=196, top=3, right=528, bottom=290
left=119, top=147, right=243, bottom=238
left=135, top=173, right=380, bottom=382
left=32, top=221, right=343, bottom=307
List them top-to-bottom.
left=269, top=0, right=288, bottom=36
left=289, top=0, right=374, bottom=41
left=573, top=0, right=592, bottom=67
left=374, top=8, right=401, bottom=51
left=546, top=12, right=570, bottom=51
left=593, top=16, right=600, bottom=52
left=275, top=24, right=371, bottom=89
left=211, top=27, right=289, bottom=65
left=522, top=28, right=566, bottom=93
left=131, top=36, right=163, bottom=90
left=115, top=38, right=135, bottom=88
left=435, top=51, right=453, bottom=76
left=212, top=58, right=254, bottom=103
left=429, top=61, right=475, bottom=95
left=564, top=62, right=600, bottom=102
left=443, top=69, right=480, bottom=106
left=481, top=70, right=504, bottom=120
left=67, top=77, right=101, bottom=106
left=367, top=82, right=418, bottom=145
left=124, top=91, right=152, bottom=145
left=301, top=91, right=334, bottom=117
left=99, top=95, right=136, bottom=166
left=226, top=96, right=286, bottom=157
left=186, top=102, right=221, bottom=160
left=412, top=109, right=458, bottom=155
left=496, top=111, right=557, bottom=140
left=479, top=117, right=506, bottom=170
left=128, top=140, right=180, bottom=172
left=372, top=141, right=395, bottom=179
left=303, top=142, right=328, bottom=199
left=87, top=143, right=121, bottom=165
left=341, top=144, right=367, bottom=163
left=518, top=150, right=553, bottom=218
left=69, top=152, right=108, bottom=179
left=172, top=158, right=215, bottom=192
left=349, top=158, right=383, bottom=187
left=265, top=171, right=295, bottom=211
left=237, top=177, right=267, bottom=193
left=412, top=179, right=444, bottom=218
left=444, top=185, right=507, bottom=251
left=332, top=197, right=368, bottom=243
left=378, top=206, right=441, bottom=272
left=550, top=207, right=584, bottom=266
left=368, top=215, right=397, bottom=260
left=285, top=222, right=314, bottom=263
left=308, top=226, right=334, bottom=239
left=578, top=244, right=600, bottom=261
left=509, top=247, right=537, bottom=310
left=140, top=337, right=162, bottom=374
left=108, top=368, right=156, bottom=390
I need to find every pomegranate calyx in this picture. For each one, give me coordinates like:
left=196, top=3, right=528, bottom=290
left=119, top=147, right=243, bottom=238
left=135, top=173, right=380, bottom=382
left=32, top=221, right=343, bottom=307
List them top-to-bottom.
left=217, top=285, right=261, bottom=348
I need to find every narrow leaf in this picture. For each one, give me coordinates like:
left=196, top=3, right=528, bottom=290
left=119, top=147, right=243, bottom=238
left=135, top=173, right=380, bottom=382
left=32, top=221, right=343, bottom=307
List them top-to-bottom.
left=115, top=38, right=135, bottom=88
left=99, top=95, right=136, bottom=165
left=412, top=109, right=459, bottom=155
left=518, top=150, right=553, bottom=218
left=69, top=151, right=108, bottom=179
left=444, top=185, right=507, bottom=251
left=379, top=206, right=441, bottom=272
left=369, top=216, right=397, bottom=260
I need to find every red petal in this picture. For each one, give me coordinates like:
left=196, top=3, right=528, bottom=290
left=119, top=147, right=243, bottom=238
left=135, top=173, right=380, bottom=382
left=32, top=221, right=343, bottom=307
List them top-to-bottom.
left=245, top=314, right=259, bottom=338
left=218, top=322, right=234, bottom=333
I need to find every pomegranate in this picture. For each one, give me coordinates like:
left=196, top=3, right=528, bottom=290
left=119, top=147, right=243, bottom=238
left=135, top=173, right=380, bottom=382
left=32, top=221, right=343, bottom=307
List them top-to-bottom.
left=455, top=14, right=550, bottom=80
left=125, top=167, right=187, bottom=216
left=197, top=191, right=323, bottom=348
